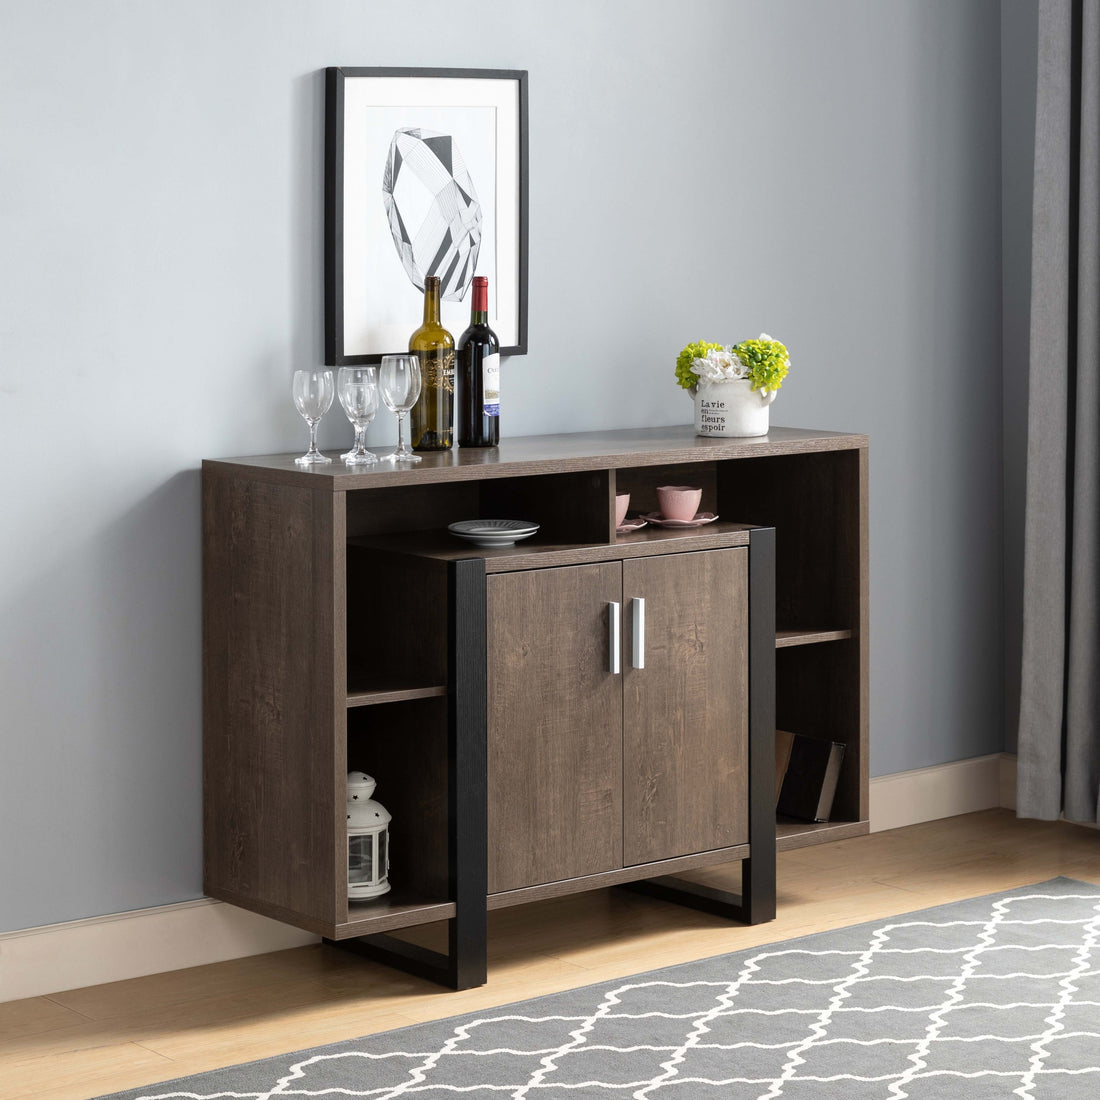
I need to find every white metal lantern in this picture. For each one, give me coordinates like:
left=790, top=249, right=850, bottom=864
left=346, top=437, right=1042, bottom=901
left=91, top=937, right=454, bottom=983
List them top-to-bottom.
left=347, top=771, right=391, bottom=900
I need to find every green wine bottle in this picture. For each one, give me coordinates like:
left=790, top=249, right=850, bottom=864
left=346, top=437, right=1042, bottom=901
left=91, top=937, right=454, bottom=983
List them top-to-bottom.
left=409, top=276, right=454, bottom=451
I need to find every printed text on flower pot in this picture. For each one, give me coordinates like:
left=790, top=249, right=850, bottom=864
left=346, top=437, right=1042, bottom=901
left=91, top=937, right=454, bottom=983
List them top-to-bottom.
left=700, top=398, right=727, bottom=428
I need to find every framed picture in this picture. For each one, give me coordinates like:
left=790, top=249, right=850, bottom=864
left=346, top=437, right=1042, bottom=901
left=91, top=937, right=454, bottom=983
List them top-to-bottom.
left=325, top=66, right=529, bottom=365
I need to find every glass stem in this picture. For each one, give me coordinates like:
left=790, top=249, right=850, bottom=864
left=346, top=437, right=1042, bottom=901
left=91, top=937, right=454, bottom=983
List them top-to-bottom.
left=397, top=412, right=406, bottom=454
left=309, top=419, right=319, bottom=455
left=356, top=424, right=367, bottom=456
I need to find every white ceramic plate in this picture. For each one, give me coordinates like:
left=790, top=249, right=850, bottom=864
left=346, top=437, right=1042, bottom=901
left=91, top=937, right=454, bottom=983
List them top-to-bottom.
left=616, top=517, right=649, bottom=533
left=449, top=519, right=540, bottom=547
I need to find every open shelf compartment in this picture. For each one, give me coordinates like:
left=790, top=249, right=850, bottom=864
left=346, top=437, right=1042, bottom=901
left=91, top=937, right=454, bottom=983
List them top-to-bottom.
left=710, top=449, right=867, bottom=846
left=716, top=449, right=861, bottom=639
left=614, top=460, right=719, bottom=529
left=346, top=469, right=615, bottom=546
left=345, top=544, right=448, bottom=704
left=773, top=637, right=867, bottom=843
left=340, top=697, right=452, bottom=929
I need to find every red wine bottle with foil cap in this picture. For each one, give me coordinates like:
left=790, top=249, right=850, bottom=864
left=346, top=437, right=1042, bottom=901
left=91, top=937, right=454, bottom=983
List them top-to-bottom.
left=457, top=276, right=500, bottom=447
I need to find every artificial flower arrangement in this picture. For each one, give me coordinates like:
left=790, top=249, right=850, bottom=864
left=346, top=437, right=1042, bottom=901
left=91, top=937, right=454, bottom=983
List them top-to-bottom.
left=675, top=334, right=791, bottom=437
left=675, top=335, right=791, bottom=395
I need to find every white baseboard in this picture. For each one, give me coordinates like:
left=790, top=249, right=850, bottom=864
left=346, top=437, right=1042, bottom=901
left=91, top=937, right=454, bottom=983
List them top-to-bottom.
left=870, top=752, right=1013, bottom=832
left=1, top=754, right=1022, bottom=1004
left=0, top=897, right=317, bottom=1003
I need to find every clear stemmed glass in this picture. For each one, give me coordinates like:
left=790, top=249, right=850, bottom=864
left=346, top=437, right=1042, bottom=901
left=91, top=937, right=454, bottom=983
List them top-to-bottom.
left=378, top=355, right=422, bottom=463
left=337, top=367, right=380, bottom=465
left=292, top=369, right=335, bottom=465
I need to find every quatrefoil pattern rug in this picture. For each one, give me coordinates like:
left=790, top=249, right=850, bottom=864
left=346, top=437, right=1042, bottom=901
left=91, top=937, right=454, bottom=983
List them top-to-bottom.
left=101, top=877, right=1100, bottom=1100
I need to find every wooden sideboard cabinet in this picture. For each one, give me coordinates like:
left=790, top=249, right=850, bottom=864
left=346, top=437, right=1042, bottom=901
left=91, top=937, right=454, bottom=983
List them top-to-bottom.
left=202, top=425, right=869, bottom=990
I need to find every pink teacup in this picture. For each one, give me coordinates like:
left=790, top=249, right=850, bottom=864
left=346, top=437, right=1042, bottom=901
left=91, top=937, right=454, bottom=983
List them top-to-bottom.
left=657, top=485, right=703, bottom=522
left=615, top=492, right=631, bottom=527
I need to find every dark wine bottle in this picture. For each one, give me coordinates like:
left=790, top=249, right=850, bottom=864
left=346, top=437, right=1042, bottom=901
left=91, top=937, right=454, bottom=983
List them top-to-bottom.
left=410, top=275, right=455, bottom=451
left=457, top=276, right=501, bottom=447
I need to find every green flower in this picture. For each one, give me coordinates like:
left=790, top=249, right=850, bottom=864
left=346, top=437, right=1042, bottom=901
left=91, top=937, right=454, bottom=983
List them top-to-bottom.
left=730, top=335, right=790, bottom=394
left=675, top=341, right=725, bottom=390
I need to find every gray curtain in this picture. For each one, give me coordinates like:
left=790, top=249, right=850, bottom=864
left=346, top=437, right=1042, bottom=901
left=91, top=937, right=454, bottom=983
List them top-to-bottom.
left=1018, top=0, right=1100, bottom=821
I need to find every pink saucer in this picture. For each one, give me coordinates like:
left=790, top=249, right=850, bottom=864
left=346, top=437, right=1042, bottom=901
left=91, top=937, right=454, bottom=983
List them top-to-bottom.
left=640, top=511, right=719, bottom=529
left=616, top=517, right=649, bottom=534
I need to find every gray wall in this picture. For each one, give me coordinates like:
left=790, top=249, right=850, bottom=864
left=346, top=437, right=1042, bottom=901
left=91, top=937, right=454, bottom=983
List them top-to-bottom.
left=0, top=0, right=1006, bottom=933
left=1001, top=0, right=1038, bottom=753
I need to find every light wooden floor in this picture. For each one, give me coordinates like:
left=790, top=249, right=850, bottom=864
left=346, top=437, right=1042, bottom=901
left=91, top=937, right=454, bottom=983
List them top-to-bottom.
left=3, top=809, right=1099, bottom=1100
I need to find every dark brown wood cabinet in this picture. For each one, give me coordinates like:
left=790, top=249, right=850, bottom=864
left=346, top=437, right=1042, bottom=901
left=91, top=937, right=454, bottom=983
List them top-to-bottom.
left=202, top=425, right=868, bottom=991
left=486, top=548, right=749, bottom=893
left=622, top=548, right=748, bottom=866
left=487, top=562, right=624, bottom=893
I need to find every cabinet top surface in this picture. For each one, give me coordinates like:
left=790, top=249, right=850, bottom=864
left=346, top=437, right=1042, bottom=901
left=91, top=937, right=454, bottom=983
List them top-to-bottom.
left=204, top=424, right=867, bottom=491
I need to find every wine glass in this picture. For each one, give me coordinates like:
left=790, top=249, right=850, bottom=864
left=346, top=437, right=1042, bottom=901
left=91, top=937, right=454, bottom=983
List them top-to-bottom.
left=378, top=355, right=422, bottom=463
left=337, top=367, right=379, bottom=465
left=292, top=370, right=335, bottom=465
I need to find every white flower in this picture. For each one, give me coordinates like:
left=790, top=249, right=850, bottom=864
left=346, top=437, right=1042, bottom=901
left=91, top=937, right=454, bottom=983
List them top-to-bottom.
left=690, top=346, right=748, bottom=384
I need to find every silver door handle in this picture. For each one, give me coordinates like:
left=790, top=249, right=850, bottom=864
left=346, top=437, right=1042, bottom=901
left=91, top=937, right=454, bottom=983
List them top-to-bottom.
left=632, top=597, right=645, bottom=669
left=609, top=601, right=621, bottom=674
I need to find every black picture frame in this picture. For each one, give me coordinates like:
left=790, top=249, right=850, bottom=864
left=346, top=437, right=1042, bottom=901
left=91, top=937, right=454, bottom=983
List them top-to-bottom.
left=324, top=66, right=529, bottom=366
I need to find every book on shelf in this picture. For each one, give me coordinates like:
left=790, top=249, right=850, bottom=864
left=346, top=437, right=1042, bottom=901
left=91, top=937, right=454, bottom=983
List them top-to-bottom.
left=775, top=729, right=845, bottom=823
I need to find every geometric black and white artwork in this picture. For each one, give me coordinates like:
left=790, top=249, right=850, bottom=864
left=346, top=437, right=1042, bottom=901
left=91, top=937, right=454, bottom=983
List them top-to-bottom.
left=325, top=68, right=528, bottom=366
left=382, top=128, right=482, bottom=301
left=98, top=879, right=1100, bottom=1100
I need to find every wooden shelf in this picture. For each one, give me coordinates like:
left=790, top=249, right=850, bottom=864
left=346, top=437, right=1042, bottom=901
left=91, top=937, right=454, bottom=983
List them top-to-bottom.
left=205, top=425, right=869, bottom=491
left=614, top=520, right=751, bottom=548
left=350, top=521, right=751, bottom=574
left=775, top=628, right=854, bottom=649
left=346, top=682, right=447, bottom=708
left=776, top=818, right=869, bottom=852
left=332, top=889, right=456, bottom=940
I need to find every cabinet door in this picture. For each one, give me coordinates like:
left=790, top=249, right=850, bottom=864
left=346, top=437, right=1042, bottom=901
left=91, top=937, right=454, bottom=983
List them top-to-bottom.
left=623, top=548, right=748, bottom=865
left=487, top=562, right=624, bottom=894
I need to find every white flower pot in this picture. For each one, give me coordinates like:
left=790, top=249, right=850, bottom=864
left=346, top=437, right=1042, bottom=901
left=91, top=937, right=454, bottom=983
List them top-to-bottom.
left=693, top=379, right=777, bottom=437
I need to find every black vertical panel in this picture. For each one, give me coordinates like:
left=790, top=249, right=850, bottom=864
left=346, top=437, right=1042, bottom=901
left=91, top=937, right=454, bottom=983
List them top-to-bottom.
left=743, top=526, right=777, bottom=922
left=448, top=557, right=488, bottom=988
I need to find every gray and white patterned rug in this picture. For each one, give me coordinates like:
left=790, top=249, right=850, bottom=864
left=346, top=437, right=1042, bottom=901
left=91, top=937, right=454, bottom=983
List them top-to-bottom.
left=100, top=877, right=1100, bottom=1099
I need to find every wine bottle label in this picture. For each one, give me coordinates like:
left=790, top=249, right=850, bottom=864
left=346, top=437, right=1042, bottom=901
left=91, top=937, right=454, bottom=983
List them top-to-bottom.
left=424, top=349, right=455, bottom=394
left=482, top=353, right=500, bottom=417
